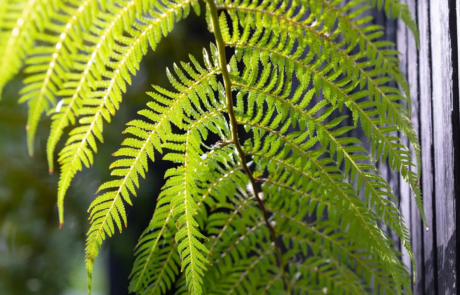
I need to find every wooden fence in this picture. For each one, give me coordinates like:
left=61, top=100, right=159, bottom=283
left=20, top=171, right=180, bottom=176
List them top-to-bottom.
left=392, top=0, right=459, bottom=294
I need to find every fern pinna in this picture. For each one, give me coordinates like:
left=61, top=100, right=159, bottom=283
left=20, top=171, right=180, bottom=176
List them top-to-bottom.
left=0, top=0, right=426, bottom=294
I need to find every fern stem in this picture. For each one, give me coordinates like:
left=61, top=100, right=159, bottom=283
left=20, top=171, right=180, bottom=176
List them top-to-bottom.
left=203, top=0, right=288, bottom=291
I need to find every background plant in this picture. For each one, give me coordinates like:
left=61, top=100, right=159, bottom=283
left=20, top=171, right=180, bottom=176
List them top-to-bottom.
left=0, top=0, right=426, bottom=294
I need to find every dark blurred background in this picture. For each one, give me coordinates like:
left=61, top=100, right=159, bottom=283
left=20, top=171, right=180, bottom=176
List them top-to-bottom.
left=0, top=5, right=212, bottom=294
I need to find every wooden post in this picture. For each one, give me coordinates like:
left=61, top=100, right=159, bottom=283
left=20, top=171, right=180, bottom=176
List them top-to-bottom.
left=430, top=1, right=457, bottom=294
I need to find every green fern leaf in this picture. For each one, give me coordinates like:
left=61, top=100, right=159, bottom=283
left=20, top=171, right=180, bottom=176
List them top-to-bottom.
left=0, top=0, right=49, bottom=99
left=18, top=0, right=102, bottom=157
left=57, top=0, right=198, bottom=226
left=86, top=51, right=222, bottom=294
left=129, top=205, right=180, bottom=295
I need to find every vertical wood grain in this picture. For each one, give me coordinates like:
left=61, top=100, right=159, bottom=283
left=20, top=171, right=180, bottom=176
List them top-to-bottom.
left=406, top=0, right=424, bottom=293
left=416, top=0, right=435, bottom=293
left=452, top=0, right=460, bottom=293
left=430, top=1, right=457, bottom=293
left=397, top=4, right=412, bottom=275
left=373, top=9, right=401, bottom=245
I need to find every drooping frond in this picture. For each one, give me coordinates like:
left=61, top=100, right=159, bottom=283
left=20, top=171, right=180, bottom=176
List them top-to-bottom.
left=0, top=0, right=50, bottom=99
left=20, top=0, right=100, bottom=157
left=46, top=0, right=175, bottom=172
left=58, top=0, right=200, bottom=226
left=216, top=0, right=425, bottom=224
left=370, top=0, right=420, bottom=47
left=117, top=2, right=421, bottom=293
left=223, top=17, right=414, bottom=270
left=215, top=18, right=411, bottom=290
left=87, top=50, right=227, bottom=295
left=232, top=50, right=416, bottom=268
left=165, top=82, right=228, bottom=295
left=196, top=142, right=397, bottom=293
left=203, top=193, right=280, bottom=295
left=271, top=199, right=400, bottom=294
left=129, top=212, right=180, bottom=295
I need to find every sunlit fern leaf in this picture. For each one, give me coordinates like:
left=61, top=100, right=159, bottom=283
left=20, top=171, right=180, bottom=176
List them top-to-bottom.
left=0, top=0, right=50, bottom=100
left=19, top=0, right=101, bottom=158
left=46, top=0, right=152, bottom=173
left=47, top=0, right=143, bottom=173
left=57, top=0, right=201, bottom=226
left=218, top=0, right=424, bottom=210
left=220, top=4, right=426, bottom=227
left=87, top=51, right=226, bottom=295
left=130, top=51, right=233, bottom=295
left=230, top=51, right=418, bottom=277
left=226, top=55, right=412, bottom=292
left=166, top=93, right=228, bottom=295
left=128, top=149, right=236, bottom=295
left=203, top=195, right=278, bottom=294
left=273, top=203, right=399, bottom=293
left=129, top=218, right=180, bottom=295
left=205, top=248, right=277, bottom=295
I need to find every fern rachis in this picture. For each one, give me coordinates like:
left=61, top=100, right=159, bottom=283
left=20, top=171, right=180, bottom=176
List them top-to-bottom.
left=1, top=0, right=426, bottom=294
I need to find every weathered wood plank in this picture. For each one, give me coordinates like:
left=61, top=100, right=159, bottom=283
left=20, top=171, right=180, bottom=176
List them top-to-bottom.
left=405, top=0, right=424, bottom=293
left=417, top=0, right=435, bottom=293
left=430, top=1, right=457, bottom=294
left=373, top=8, right=401, bottom=246
left=396, top=8, right=413, bottom=276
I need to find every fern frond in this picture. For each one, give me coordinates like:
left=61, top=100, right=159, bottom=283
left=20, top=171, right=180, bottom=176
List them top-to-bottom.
left=0, top=0, right=50, bottom=99
left=0, top=0, right=425, bottom=294
left=20, top=0, right=100, bottom=157
left=47, top=0, right=163, bottom=171
left=58, top=0, right=199, bottom=226
left=219, top=0, right=423, bottom=197
left=370, top=0, right=419, bottom=47
left=84, top=2, right=420, bottom=292
left=220, top=8, right=425, bottom=228
left=227, top=43, right=416, bottom=270
left=86, top=51, right=225, bottom=295
left=128, top=51, right=232, bottom=295
left=232, top=93, right=411, bottom=292
left=167, top=104, right=230, bottom=295
left=131, top=133, right=238, bottom=295
left=199, top=158, right=371, bottom=294
left=202, top=161, right=394, bottom=294
left=262, top=174, right=410, bottom=291
left=274, top=209, right=398, bottom=293
left=129, top=211, right=180, bottom=295
left=205, top=248, right=276, bottom=295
